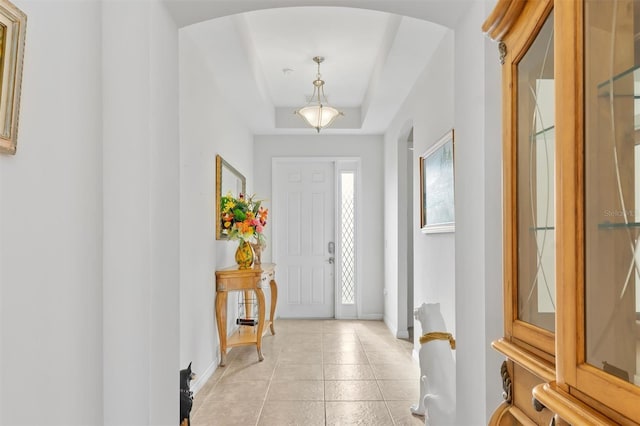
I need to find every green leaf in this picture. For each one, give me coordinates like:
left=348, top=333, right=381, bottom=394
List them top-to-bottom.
left=233, top=208, right=246, bottom=221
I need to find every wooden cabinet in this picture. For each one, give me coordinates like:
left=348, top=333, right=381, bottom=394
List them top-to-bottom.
left=485, top=0, right=640, bottom=423
left=215, top=263, right=278, bottom=367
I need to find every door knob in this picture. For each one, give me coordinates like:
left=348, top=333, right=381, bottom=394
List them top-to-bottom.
left=327, top=257, right=334, bottom=264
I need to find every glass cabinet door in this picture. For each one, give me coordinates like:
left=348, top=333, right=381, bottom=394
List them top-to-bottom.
left=584, top=0, right=640, bottom=387
left=516, top=11, right=556, bottom=334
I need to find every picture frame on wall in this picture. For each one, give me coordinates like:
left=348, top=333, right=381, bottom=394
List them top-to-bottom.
left=0, top=0, right=26, bottom=155
left=420, top=129, right=455, bottom=234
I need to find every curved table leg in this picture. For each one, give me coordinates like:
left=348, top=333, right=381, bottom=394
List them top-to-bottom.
left=269, top=278, right=277, bottom=335
left=255, top=288, right=266, bottom=362
left=215, top=291, right=228, bottom=367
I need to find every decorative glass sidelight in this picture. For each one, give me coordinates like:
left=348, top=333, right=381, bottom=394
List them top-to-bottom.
left=516, top=11, right=556, bottom=332
left=340, top=171, right=356, bottom=304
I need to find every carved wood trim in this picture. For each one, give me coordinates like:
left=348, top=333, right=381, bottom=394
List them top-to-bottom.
left=482, top=0, right=526, bottom=41
left=482, top=0, right=511, bottom=34
left=498, top=41, right=507, bottom=64
left=512, top=320, right=555, bottom=356
left=492, top=339, right=556, bottom=383
left=500, top=360, right=513, bottom=403
left=575, top=365, right=640, bottom=423
left=532, top=383, right=617, bottom=425
left=569, top=386, right=640, bottom=426
left=488, top=401, right=511, bottom=426
left=489, top=402, right=540, bottom=426
left=509, top=406, right=539, bottom=426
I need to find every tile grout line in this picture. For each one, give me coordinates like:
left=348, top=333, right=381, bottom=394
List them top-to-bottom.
left=191, top=320, right=421, bottom=425
left=322, top=327, right=327, bottom=426
left=360, top=327, right=398, bottom=426
left=254, top=338, right=280, bottom=426
left=252, top=373, right=271, bottom=426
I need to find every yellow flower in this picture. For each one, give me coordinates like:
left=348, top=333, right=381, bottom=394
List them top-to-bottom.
left=219, top=192, right=269, bottom=243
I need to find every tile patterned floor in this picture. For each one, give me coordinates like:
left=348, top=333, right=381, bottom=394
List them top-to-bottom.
left=191, top=319, right=424, bottom=426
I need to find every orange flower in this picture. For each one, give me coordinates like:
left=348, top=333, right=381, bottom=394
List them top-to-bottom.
left=219, top=193, right=268, bottom=244
left=238, top=220, right=253, bottom=234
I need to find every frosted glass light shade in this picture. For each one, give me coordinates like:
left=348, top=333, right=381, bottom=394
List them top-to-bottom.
left=295, top=56, right=343, bottom=132
left=296, top=104, right=342, bottom=132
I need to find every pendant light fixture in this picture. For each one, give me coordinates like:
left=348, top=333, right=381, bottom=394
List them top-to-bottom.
left=295, top=56, right=343, bottom=132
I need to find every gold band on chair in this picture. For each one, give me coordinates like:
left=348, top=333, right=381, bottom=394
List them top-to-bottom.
left=419, top=332, right=456, bottom=350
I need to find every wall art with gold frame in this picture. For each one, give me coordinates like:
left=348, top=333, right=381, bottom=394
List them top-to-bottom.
left=0, top=0, right=25, bottom=155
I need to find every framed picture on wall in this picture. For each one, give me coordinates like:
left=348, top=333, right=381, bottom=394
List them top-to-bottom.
left=0, top=0, right=26, bottom=155
left=420, top=129, right=455, bottom=233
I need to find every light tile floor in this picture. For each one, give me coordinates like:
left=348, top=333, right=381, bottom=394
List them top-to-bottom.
left=191, top=319, right=424, bottom=426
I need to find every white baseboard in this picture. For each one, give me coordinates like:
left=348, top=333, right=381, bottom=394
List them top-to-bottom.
left=359, top=313, right=383, bottom=320
left=276, top=314, right=384, bottom=320
left=383, top=316, right=411, bottom=339
left=383, top=317, right=395, bottom=334
left=396, top=330, right=409, bottom=339
left=191, top=357, right=218, bottom=395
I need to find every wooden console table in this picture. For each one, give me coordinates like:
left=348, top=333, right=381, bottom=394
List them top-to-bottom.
left=215, top=263, right=277, bottom=367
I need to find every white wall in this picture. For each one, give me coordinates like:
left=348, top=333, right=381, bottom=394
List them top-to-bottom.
left=0, top=1, right=103, bottom=424
left=0, top=1, right=180, bottom=423
left=102, top=1, right=179, bottom=424
left=454, top=1, right=503, bottom=423
left=149, top=4, right=181, bottom=424
left=384, top=4, right=504, bottom=422
left=179, top=26, right=254, bottom=392
left=384, top=31, right=456, bottom=345
left=412, top=31, right=456, bottom=347
left=396, top=124, right=415, bottom=339
left=405, top=129, right=414, bottom=330
left=254, top=135, right=385, bottom=319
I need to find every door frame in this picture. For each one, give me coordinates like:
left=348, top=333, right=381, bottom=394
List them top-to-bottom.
left=397, top=124, right=414, bottom=339
left=272, top=157, right=362, bottom=319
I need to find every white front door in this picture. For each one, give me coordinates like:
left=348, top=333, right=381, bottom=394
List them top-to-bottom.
left=273, top=160, right=335, bottom=318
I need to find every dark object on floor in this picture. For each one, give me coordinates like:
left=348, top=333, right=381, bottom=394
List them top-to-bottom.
left=236, top=318, right=258, bottom=326
left=180, top=362, right=195, bottom=426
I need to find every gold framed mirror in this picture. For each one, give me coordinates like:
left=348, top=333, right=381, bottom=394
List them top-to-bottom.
left=0, top=0, right=26, bottom=155
left=215, top=154, right=246, bottom=240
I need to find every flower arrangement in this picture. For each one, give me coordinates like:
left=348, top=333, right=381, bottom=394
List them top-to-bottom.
left=220, top=192, right=268, bottom=245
